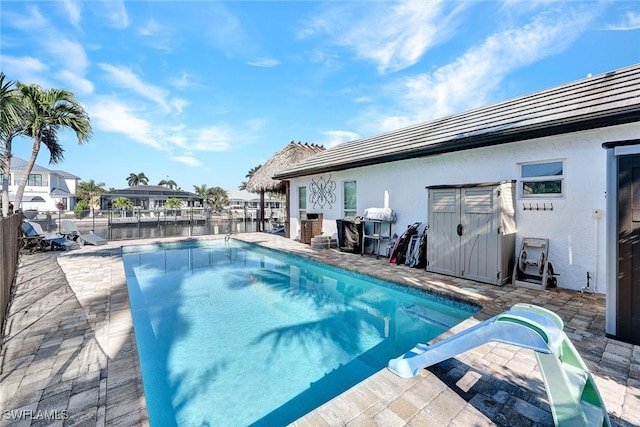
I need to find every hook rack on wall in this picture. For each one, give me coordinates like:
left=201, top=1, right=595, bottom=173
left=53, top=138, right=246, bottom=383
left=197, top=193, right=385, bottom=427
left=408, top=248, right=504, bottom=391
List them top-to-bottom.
left=523, top=202, right=553, bottom=211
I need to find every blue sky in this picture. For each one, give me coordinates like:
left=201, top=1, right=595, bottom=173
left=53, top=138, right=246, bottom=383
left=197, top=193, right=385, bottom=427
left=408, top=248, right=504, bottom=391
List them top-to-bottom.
left=2, top=1, right=639, bottom=192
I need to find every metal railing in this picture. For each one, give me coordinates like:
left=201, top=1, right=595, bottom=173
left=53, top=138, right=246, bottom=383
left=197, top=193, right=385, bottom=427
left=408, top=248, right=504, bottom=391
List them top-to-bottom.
left=23, top=208, right=286, bottom=242
left=0, top=213, right=22, bottom=345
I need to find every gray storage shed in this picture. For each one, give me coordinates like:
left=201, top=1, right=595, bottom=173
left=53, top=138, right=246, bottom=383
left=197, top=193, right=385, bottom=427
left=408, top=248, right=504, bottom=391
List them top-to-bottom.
left=426, top=180, right=516, bottom=285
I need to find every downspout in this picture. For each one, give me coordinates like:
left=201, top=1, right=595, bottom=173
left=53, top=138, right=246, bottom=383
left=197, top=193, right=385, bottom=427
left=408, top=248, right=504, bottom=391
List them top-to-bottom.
left=604, top=147, right=617, bottom=336
left=285, top=181, right=290, bottom=238
left=593, top=211, right=600, bottom=293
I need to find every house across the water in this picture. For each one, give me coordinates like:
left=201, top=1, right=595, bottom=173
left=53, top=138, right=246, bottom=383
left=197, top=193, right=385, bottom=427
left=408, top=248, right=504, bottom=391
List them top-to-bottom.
left=274, top=64, right=640, bottom=345
left=3, top=157, right=79, bottom=212
left=100, top=186, right=200, bottom=210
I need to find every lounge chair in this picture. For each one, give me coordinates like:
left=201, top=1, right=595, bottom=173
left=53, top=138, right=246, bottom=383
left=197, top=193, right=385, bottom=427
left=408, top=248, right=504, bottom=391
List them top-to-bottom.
left=60, top=220, right=107, bottom=245
left=28, top=221, right=80, bottom=251
left=20, top=222, right=48, bottom=253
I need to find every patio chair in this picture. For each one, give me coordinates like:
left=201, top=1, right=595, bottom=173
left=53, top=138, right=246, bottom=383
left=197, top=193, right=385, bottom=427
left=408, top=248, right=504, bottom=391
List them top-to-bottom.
left=60, top=220, right=108, bottom=245
left=28, top=221, right=80, bottom=251
left=20, top=222, right=48, bottom=253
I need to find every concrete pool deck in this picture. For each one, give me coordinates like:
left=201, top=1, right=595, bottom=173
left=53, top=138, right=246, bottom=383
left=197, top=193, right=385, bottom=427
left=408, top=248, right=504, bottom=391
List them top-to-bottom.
left=0, top=233, right=638, bottom=426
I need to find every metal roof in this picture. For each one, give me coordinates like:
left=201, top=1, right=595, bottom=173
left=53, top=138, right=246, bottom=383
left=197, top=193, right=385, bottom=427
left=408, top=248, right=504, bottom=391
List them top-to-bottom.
left=275, top=64, right=640, bottom=179
left=10, top=157, right=79, bottom=179
left=102, top=185, right=199, bottom=199
left=50, top=188, right=74, bottom=197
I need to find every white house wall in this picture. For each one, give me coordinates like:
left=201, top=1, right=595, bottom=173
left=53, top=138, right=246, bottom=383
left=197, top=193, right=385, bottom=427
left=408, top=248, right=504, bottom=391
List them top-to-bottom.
left=289, top=122, right=640, bottom=293
left=9, top=172, right=78, bottom=211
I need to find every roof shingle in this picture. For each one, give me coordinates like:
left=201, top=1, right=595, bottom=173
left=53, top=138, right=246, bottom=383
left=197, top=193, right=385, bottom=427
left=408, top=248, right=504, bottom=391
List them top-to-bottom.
left=275, top=64, right=640, bottom=179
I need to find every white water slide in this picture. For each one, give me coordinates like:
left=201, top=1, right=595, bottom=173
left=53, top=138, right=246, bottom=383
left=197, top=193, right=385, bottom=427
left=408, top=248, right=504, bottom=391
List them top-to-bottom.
left=388, top=303, right=610, bottom=427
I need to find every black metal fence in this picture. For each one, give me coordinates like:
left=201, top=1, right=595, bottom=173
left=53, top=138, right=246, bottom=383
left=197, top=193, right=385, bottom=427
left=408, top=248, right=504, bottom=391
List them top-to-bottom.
left=25, top=208, right=284, bottom=242
left=0, top=213, right=22, bottom=344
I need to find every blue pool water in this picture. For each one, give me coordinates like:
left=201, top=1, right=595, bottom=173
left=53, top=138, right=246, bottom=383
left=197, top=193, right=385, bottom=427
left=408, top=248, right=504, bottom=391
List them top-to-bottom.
left=122, top=240, right=478, bottom=426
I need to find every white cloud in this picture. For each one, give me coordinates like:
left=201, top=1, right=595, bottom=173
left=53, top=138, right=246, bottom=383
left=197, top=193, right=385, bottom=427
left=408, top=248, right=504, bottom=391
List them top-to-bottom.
left=62, top=0, right=82, bottom=28
left=101, top=0, right=130, bottom=29
left=301, top=1, right=464, bottom=74
left=202, top=3, right=253, bottom=58
left=9, top=5, right=48, bottom=30
left=5, top=6, right=89, bottom=76
left=360, top=6, right=599, bottom=133
left=607, top=11, right=640, bottom=31
left=137, top=17, right=175, bottom=51
left=139, top=18, right=162, bottom=36
left=44, top=38, right=89, bottom=76
left=0, top=55, right=51, bottom=87
left=0, top=55, right=47, bottom=75
left=247, top=58, right=280, bottom=67
left=98, top=64, right=174, bottom=111
left=56, top=70, right=94, bottom=95
left=171, top=71, right=191, bottom=89
left=85, top=96, right=247, bottom=156
left=87, top=98, right=165, bottom=150
left=171, top=99, right=189, bottom=114
left=165, top=126, right=230, bottom=152
left=190, top=127, right=231, bottom=152
left=321, top=130, right=360, bottom=148
left=172, top=156, right=203, bottom=167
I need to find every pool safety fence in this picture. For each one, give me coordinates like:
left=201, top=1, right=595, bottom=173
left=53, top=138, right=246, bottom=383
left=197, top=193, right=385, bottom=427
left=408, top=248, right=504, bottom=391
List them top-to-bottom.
left=19, top=209, right=284, bottom=242
left=0, top=212, right=23, bottom=345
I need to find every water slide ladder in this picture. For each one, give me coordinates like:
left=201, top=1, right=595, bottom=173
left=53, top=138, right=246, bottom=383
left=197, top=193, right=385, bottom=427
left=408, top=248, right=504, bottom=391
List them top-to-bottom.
left=388, top=303, right=611, bottom=427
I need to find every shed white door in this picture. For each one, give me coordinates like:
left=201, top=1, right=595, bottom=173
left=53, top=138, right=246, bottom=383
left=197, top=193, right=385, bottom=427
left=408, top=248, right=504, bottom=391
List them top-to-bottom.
left=428, top=186, right=499, bottom=284
left=461, top=187, right=499, bottom=283
left=428, top=188, right=459, bottom=277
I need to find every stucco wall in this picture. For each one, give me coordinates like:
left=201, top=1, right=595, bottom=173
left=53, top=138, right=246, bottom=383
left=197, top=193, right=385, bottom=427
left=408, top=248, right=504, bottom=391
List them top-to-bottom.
left=288, top=122, right=640, bottom=293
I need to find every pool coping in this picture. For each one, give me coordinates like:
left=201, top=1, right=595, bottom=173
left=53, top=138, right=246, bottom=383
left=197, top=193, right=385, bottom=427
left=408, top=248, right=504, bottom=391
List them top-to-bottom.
left=1, top=233, right=638, bottom=426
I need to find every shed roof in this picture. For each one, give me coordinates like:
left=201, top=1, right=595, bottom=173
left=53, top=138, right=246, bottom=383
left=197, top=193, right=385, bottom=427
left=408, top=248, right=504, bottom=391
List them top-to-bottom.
left=275, top=64, right=640, bottom=179
left=245, top=142, right=325, bottom=192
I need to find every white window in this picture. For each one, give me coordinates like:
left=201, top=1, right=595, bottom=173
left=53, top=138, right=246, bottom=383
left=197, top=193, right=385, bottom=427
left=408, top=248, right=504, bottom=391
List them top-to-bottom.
left=519, top=160, right=564, bottom=198
left=27, top=174, right=44, bottom=186
left=343, top=181, right=357, bottom=217
left=298, top=186, right=306, bottom=218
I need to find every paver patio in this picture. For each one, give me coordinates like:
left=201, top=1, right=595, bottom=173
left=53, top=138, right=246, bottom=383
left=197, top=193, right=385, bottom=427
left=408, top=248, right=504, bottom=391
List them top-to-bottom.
left=0, top=233, right=638, bottom=426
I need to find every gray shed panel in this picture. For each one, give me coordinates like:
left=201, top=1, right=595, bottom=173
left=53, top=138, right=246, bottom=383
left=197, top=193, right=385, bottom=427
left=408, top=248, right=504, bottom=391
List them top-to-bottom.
left=427, top=181, right=516, bottom=285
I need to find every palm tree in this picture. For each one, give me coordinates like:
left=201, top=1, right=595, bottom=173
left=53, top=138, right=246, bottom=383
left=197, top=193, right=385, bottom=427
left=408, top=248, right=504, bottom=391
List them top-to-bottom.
left=0, top=73, right=23, bottom=216
left=12, top=83, right=92, bottom=211
left=238, top=164, right=261, bottom=190
left=127, top=172, right=149, bottom=186
left=158, top=178, right=177, bottom=189
left=76, top=179, right=106, bottom=208
left=193, top=184, right=209, bottom=206
left=207, top=186, right=229, bottom=210
left=112, top=196, right=133, bottom=217
left=112, top=196, right=133, bottom=208
left=165, top=197, right=182, bottom=221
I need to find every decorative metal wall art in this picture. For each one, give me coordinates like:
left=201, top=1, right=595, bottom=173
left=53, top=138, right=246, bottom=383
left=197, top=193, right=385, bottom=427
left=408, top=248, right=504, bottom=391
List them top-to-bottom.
left=309, top=175, right=336, bottom=208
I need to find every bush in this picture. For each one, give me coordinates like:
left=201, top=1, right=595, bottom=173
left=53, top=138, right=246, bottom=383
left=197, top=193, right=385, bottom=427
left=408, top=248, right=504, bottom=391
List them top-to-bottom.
left=74, top=200, right=89, bottom=218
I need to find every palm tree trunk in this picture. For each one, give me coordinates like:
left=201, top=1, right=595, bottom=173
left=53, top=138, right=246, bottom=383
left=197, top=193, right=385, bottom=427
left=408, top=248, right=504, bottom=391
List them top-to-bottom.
left=1, top=136, right=12, bottom=217
left=13, top=136, right=41, bottom=211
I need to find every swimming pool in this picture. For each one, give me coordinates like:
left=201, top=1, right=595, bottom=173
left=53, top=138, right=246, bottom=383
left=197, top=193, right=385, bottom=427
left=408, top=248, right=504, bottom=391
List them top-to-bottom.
left=122, top=240, right=478, bottom=426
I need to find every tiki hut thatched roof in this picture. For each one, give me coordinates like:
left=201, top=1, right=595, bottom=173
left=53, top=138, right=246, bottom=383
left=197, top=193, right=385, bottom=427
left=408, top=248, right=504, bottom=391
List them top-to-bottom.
left=245, top=141, right=325, bottom=193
